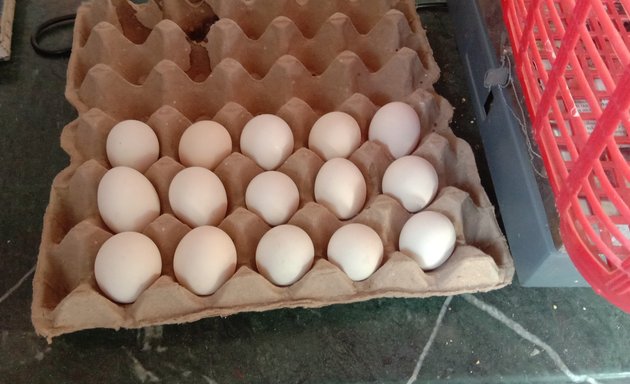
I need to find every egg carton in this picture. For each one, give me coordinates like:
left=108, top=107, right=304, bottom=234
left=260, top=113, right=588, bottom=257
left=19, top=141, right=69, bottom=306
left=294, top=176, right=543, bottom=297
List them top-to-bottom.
left=32, top=0, right=514, bottom=341
left=65, top=0, right=439, bottom=112
left=33, top=90, right=513, bottom=340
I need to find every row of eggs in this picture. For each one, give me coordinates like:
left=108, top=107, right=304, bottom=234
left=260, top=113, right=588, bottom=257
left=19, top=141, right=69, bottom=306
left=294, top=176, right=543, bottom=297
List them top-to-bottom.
left=107, top=101, right=423, bottom=173
left=94, top=102, right=457, bottom=303
left=99, top=154, right=439, bottom=232
left=96, top=211, right=456, bottom=304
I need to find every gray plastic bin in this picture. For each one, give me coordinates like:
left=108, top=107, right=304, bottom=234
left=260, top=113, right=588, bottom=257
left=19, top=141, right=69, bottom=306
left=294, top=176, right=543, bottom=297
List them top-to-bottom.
left=444, top=0, right=587, bottom=286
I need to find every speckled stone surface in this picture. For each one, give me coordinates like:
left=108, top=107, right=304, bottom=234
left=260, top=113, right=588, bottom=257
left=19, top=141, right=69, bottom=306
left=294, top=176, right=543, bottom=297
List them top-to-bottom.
left=0, top=1, right=628, bottom=383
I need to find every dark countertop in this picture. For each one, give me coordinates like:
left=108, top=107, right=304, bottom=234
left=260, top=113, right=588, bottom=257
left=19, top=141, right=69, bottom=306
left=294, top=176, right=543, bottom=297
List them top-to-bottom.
left=1, top=1, right=629, bottom=383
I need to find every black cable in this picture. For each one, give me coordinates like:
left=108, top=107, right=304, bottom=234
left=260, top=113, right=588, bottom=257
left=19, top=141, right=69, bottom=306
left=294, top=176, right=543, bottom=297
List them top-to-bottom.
left=416, top=2, right=449, bottom=11
left=31, top=14, right=76, bottom=58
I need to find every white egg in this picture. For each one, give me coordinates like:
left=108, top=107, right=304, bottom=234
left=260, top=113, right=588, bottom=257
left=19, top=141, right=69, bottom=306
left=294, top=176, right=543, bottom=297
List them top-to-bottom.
left=368, top=102, right=421, bottom=159
left=308, top=111, right=361, bottom=160
left=240, top=114, right=294, bottom=170
left=106, top=120, right=160, bottom=173
left=178, top=120, right=232, bottom=169
left=382, top=156, right=438, bottom=212
left=314, top=158, right=366, bottom=220
left=97, top=166, right=161, bottom=233
left=168, top=167, right=227, bottom=228
left=245, top=171, right=299, bottom=226
left=399, top=211, right=456, bottom=270
left=327, top=223, right=383, bottom=281
left=256, top=225, right=314, bottom=286
left=173, top=226, right=237, bottom=295
left=94, top=232, right=162, bottom=303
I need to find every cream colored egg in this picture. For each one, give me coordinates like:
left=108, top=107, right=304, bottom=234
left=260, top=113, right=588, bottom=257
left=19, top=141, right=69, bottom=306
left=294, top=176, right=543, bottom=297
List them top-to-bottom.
left=368, top=102, right=421, bottom=159
left=308, top=111, right=361, bottom=160
left=240, top=114, right=294, bottom=170
left=106, top=120, right=160, bottom=173
left=178, top=120, right=232, bottom=169
left=382, top=156, right=439, bottom=212
left=314, top=158, right=366, bottom=220
left=97, top=166, right=161, bottom=233
left=168, top=167, right=227, bottom=228
left=245, top=171, right=299, bottom=226
left=399, top=211, right=456, bottom=270
left=327, top=223, right=383, bottom=281
left=256, top=225, right=314, bottom=286
left=173, top=226, right=237, bottom=295
left=94, top=232, right=162, bottom=303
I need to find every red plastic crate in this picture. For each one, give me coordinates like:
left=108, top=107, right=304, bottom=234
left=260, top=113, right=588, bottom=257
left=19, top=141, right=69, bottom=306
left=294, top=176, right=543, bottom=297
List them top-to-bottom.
left=502, top=0, right=630, bottom=311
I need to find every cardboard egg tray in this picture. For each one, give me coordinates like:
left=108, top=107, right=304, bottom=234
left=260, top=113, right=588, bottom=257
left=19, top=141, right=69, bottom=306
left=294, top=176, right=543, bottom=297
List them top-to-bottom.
left=32, top=0, right=514, bottom=341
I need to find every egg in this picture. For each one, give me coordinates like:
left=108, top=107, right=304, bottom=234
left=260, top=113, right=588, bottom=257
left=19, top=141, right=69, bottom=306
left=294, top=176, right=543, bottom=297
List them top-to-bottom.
left=368, top=102, right=421, bottom=159
left=308, top=111, right=361, bottom=160
left=240, top=114, right=294, bottom=170
left=106, top=120, right=160, bottom=173
left=178, top=120, right=232, bottom=169
left=382, top=156, right=439, bottom=212
left=314, top=158, right=366, bottom=220
left=97, top=166, right=161, bottom=233
left=168, top=167, right=227, bottom=228
left=245, top=171, right=300, bottom=226
left=399, top=211, right=456, bottom=270
left=327, top=223, right=383, bottom=281
left=256, top=225, right=314, bottom=286
left=173, top=226, right=237, bottom=295
left=94, top=232, right=162, bottom=303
